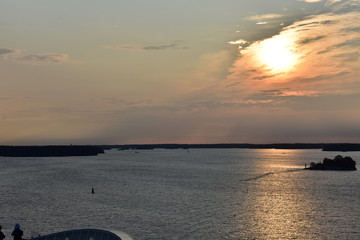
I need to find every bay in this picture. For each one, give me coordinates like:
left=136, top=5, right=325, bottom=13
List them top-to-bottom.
left=0, top=149, right=359, bottom=240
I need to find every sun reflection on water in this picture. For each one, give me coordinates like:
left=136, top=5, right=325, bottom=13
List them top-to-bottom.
left=237, top=149, right=319, bottom=239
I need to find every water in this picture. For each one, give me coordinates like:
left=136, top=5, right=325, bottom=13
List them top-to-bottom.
left=1, top=149, right=360, bottom=240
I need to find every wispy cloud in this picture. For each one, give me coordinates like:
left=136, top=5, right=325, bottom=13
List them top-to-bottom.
left=188, top=0, right=359, bottom=114
left=298, top=0, right=343, bottom=3
left=300, top=0, right=323, bottom=3
left=329, top=0, right=360, bottom=11
left=225, top=7, right=360, bottom=99
left=245, top=14, right=286, bottom=25
left=246, top=14, right=285, bottom=22
left=297, top=35, right=326, bottom=44
left=228, top=39, right=249, bottom=49
left=103, top=41, right=187, bottom=51
left=143, top=43, right=186, bottom=50
left=0, top=48, right=78, bottom=64
left=0, top=48, right=22, bottom=59
left=0, top=48, right=17, bottom=56
left=15, top=53, right=74, bottom=64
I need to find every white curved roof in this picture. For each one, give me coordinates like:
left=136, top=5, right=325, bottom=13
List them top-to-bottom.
left=31, top=229, right=133, bottom=240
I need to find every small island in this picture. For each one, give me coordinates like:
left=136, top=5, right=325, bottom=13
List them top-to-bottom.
left=306, top=155, right=357, bottom=170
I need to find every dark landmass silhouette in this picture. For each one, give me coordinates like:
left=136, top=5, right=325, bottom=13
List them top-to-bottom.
left=1, top=143, right=360, bottom=157
left=99, top=143, right=360, bottom=151
left=321, top=144, right=360, bottom=151
left=0, top=145, right=104, bottom=157
left=306, top=155, right=357, bottom=170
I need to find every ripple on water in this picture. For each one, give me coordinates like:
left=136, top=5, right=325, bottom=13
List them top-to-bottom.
left=0, top=149, right=359, bottom=240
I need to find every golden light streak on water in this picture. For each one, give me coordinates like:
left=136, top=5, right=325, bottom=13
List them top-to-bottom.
left=239, top=149, right=319, bottom=239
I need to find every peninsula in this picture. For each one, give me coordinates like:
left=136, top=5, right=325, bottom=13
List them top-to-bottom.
left=0, top=145, right=104, bottom=157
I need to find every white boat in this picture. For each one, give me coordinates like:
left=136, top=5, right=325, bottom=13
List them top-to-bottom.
left=31, top=229, right=133, bottom=240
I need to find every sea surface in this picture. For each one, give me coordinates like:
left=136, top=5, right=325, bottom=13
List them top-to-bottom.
left=1, top=148, right=360, bottom=240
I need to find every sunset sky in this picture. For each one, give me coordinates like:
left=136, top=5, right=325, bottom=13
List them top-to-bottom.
left=1, top=0, right=359, bottom=145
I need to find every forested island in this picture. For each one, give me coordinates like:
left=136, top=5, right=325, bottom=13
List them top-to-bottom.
left=0, top=145, right=104, bottom=157
left=306, top=155, right=357, bottom=170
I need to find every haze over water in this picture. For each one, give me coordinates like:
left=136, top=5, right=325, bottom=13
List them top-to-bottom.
left=1, top=0, right=360, bottom=144
left=1, top=149, right=359, bottom=240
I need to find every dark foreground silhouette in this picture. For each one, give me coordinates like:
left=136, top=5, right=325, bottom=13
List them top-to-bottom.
left=0, top=145, right=104, bottom=157
left=306, top=155, right=357, bottom=170
left=12, top=224, right=23, bottom=240
left=0, top=225, right=5, bottom=240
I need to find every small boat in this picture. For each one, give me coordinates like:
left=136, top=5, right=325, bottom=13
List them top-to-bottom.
left=31, top=229, right=133, bottom=240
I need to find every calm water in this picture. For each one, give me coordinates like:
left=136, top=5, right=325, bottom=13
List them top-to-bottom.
left=0, top=149, right=360, bottom=240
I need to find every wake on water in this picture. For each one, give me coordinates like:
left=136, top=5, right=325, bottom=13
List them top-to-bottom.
left=241, top=168, right=305, bottom=182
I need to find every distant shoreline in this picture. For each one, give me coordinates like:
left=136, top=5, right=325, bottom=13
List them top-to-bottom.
left=1, top=143, right=360, bottom=157
left=103, top=143, right=360, bottom=152
left=0, top=145, right=104, bottom=157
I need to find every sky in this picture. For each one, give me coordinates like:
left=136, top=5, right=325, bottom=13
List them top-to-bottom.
left=0, top=0, right=359, bottom=145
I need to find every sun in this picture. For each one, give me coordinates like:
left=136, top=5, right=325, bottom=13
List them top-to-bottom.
left=254, top=34, right=299, bottom=74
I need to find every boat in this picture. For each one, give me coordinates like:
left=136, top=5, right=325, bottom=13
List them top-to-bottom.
left=31, top=229, right=133, bottom=240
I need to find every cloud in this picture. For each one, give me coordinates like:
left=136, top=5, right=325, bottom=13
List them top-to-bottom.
left=195, top=0, right=360, bottom=114
left=299, top=0, right=344, bottom=3
left=300, top=0, right=323, bottom=2
left=329, top=0, right=360, bottom=11
left=225, top=8, right=360, bottom=102
left=245, top=14, right=286, bottom=25
left=246, top=14, right=285, bottom=22
left=297, top=35, right=326, bottom=44
left=228, top=39, right=249, bottom=49
left=228, top=39, right=248, bottom=45
left=103, top=41, right=187, bottom=51
left=143, top=43, right=186, bottom=50
left=0, top=48, right=78, bottom=64
left=0, top=48, right=22, bottom=59
left=0, top=48, right=16, bottom=56
left=188, top=50, right=234, bottom=88
left=15, top=53, right=73, bottom=64
left=289, top=93, right=360, bottom=111
left=0, top=96, right=9, bottom=100
left=98, top=97, right=155, bottom=109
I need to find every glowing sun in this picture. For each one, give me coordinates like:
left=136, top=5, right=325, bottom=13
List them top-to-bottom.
left=254, top=35, right=299, bottom=74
